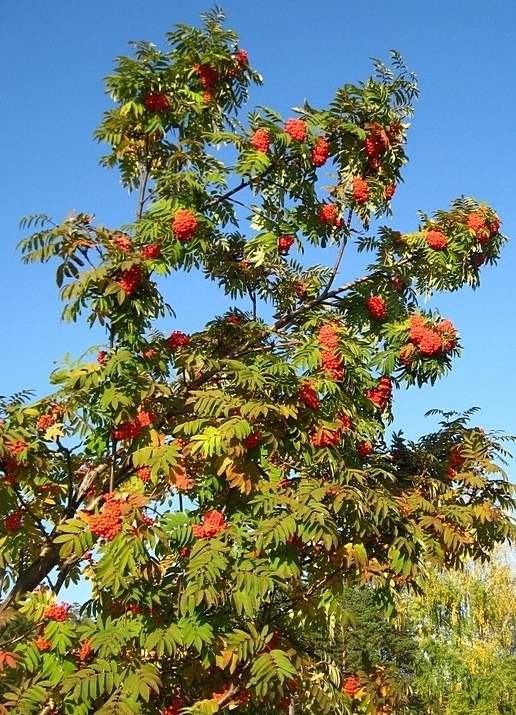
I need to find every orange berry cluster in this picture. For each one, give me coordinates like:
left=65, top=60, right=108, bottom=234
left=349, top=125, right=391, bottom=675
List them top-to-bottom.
left=195, top=63, right=218, bottom=89
left=143, top=93, right=170, bottom=112
left=284, top=117, right=307, bottom=142
left=250, top=128, right=270, bottom=153
left=311, top=136, right=329, bottom=167
left=352, top=177, right=369, bottom=204
left=318, top=202, right=343, bottom=228
left=171, top=209, right=198, bottom=242
left=466, top=209, right=500, bottom=245
left=426, top=229, right=447, bottom=250
left=112, top=234, right=132, bottom=252
left=277, top=235, right=295, bottom=254
left=141, top=243, right=161, bottom=260
left=117, top=265, right=142, bottom=296
left=366, top=296, right=387, bottom=321
left=408, top=315, right=457, bottom=357
left=318, top=323, right=343, bottom=380
left=167, top=330, right=191, bottom=350
left=366, top=376, right=392, bottom=410
left=299, top=381, right=320, bottom=410
left=37, top=413, right=56, bottom=431
left=311, top=429, right=341, bottom=448
left=357, top=441, right=372, bottom=459
left=137, top=466, right=151, bottom=483
left=88, top=495, right=122, bottom=540
left=192, top=509, right=227, bottom=539
left=5, top=511, right=22, bottom=533
left=44, top=602, right=71, bottom=622
left=35, top=636, right=52, bottom=651
left=79, top=638, right=93, bottom=661
left=343, top=675, right=359, bottom=697
left=161, top=702, right=184, bottom=715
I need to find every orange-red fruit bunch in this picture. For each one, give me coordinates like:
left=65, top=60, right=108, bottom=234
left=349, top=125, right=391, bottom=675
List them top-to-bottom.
left=194, top=63, right=218, bottom=89
left=143, top=93, right=170, bottom=112
left=284, top=118, right=307, bottom=142
left=250, top=129, right=270, bottom=153
left=311, top=136, right=329, bottom=167
left=352, top=177, right=369, bottom=204
left=318, top=203, right=343, bottom=228
left=172, top=209, right=198, bottom=242
left=466, top=210, right=500, bottom=245
left=426, top=229, right=447, bottom=250
left=277, top=235, right=295, bottom=254
left=141, top=243, right=161, bottom=260
left=117, top=265, right=142, bottom=296
left=366, top=296, right=387, bottom=321
left=408, top=315, right=457, bottom=356
left=318, top=324, right=343, bottom=380
left=167, top=330, right=191, bottom=350
left=366, top=377, right=392, bottom=410
left=299, top=381, right=320, bottom=410
left=37, top=414, right=56, bottom=431
left=311, top=429, right=341, bottom=448
left=244, top=432, right=261, bottom=449
left=357, top=441, right=372, bottom=459
left=137, top=466, right=151, bottom=483
left=88, top=494, right=122, bottom=541
left=192, top=509, right=227, bottom=539
left=5, top=511, right=22, bottom=533
left=44, top=602, right=71, bottom=622
left=35, top=637, right=52, bottom=652
left=79, top=638, right=93, bottom=661
left=344, top=675, right=359, bottom=697
left=161, top=702, right=184, bottom=715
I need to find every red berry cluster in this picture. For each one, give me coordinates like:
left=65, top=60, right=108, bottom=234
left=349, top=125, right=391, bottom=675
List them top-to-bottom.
left=235, top=49, right=249, bottom=66
left=195, top=63, right=218, bottom=89
left=143, top=93, right=170, bottom=112
left=284, top=118, right=307, bottom=142
left=250, top=129, right=270, bottom=153
left=311, top=136, right=329, bottom=167
left=352, top=177, right=369, bottom=204
left=384, top=184, right=396, bottom=200
left=318, top=203, right=343, bottom=228
left=172, top=209, right=198, bottom=242
left=466, top=210, right=500, bottom=245
left=426, top=229, right=447, bottom=250
left=112, top=234, right=132, bottom=252
left=277, top=235, right=295, bottom=254
left=141, top=243, right=162, bottom=260
left=117, top=265, right=142, bottom=296
left=366, top=296, right=387, bottom=321
left=408, top=315, right=457, bottom=356
left=318, top=324, right=343, bottom=380
left=167, top=330, right=191, bottom=350
left=97, top=350, right=108, bottom=365
left=366, top=377, right=392, bottom=410
left=299, top=381, right=320, bottom=410
left=112, top=411, right=154, bottom=441
left=37, top=414, right=56, bottom=431
left=311, top=429, right=341, bottom=448
left=244, top=432, right=261, bottom=449
left=8, top=441, right=28, bottom=457
left=357, top=442, right=372, bottom=459
left=137, top=466, right=151, bottom=483
left=88, top=495, right=122, bottom=541
left=192, top=509, right=227, bottom=539
left=5, top=511, right=22, bottom=533
left=44, top=602, right=71, bottom=622
left=35, top=636, right=52, bottom=652
left=79, top=638, right=93, bottom=661
left=343, top=675, right=359, bottom=697
left=161, top=702, right=184, bottom=715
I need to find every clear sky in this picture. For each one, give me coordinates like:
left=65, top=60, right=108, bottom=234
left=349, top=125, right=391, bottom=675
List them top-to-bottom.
left=2, top=1, right=516, bottom=463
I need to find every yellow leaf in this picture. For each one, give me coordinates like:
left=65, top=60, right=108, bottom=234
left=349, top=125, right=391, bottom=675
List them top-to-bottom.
left=44, top=422, right=65, bottom=441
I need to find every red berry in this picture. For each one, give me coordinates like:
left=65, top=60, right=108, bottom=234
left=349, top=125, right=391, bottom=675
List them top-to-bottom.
left=194, top=63, right=218, bottom=89
left=311, top=136, right=329, bottom=167
left=385, top=184, right=396, bottom=200
left=426, top=229, right=447, bottom=250
left=277, top=235, right=295, bottom=254
left=141, top=243, right=161, bottom=260
left=117, top=265, right=142, bottom=296
left=167, top=331, right=191, bottom=350
left=299, top=381, right=320, bottom=410
left=44, top=602, right=71, bottom=622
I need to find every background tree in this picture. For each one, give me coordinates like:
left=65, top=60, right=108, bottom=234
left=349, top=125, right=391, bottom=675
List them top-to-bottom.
left=0, top=8, right=514, bottom=715
left=406, top=548, right=516, bottom=714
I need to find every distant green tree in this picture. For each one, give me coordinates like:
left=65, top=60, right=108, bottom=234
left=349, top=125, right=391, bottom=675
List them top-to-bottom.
left=406, top=550, right=516, bottom=714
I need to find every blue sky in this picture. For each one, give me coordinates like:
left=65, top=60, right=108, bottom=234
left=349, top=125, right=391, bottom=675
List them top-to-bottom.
left=2, top=1, right=516, bottom=462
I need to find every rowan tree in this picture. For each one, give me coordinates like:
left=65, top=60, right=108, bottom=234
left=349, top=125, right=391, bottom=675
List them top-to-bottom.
left=0, top=8, right=514, bottom=715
